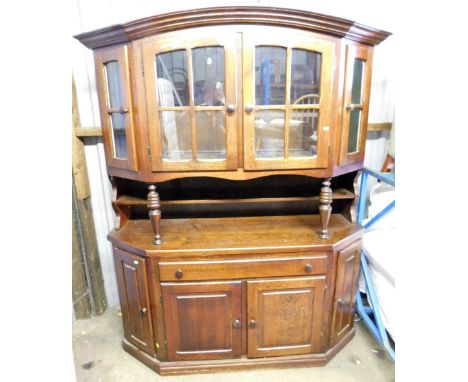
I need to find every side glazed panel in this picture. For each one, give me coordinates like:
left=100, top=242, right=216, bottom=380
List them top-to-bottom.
left=339, top=44, right=373, bottom=166
left=94, top=45, right=138, bottom=171
left=331, top=239, right=362, bottom=344
left=113, top=248, right=155, bottom=355
left=247, top=276, right=326, bottom=357
left=161, top=281, right=242, bottom=361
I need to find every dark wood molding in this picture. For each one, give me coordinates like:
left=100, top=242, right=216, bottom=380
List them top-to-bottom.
left=74, top=6, right=391, bottom=49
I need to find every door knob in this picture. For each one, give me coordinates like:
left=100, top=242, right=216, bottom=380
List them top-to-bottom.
left=227, top=104, right=236, bottom=113
left=245, top=105, right=254, bottom=113
left=304, top=264, right=313, bottom=273
left=140, top=307, right=147, bottom=316
left=232, top=319, right=241, bottom=328
left=249, top=319, right=256, bottom=328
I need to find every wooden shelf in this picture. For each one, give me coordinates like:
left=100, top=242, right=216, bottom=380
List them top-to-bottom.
left=116, top=188, right=355, bottom=207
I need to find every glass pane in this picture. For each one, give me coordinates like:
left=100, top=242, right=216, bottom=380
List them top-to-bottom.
left=192, top=47, right=225, bottom=106
left=255, top=47, right=286, bottom=105
left=290, top=49, right=321, bottom=104
left=156, top=50, right=189, bottom=106
left=351, top=59, right=365, bottom=104
left=105, top=61, right=122, bottom=108
left=289, top=109, right=319, bottom=158
left=347, top=109, right=361, bottom=153
left=255, top=110, right=285, bottom=158
left=160, top=111, right=192, bottom=160
left=195, top=111, right=226, bottom=160
left=109, top=113, right=127, bottom=159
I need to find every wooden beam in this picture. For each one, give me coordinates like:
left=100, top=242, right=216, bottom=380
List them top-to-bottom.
left=367, top=122, right=392, bottom=132
left=75, top=127, right=103, bottom=137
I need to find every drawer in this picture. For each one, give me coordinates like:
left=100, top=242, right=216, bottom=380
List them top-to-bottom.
left=159, top=254, right=328, bottom=281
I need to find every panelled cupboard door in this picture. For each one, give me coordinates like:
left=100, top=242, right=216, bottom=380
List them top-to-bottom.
left=243, top=29, right=335, bottom=170
left=142, top=30, right=238, bottom=172
left=339, top=44, right=373, bottom=165
left=94, top=46, right=138, bottom=171
left=331, top=240, right=362, bottom=344
left=113, top=249, right=155, bottom=355
left=247, top=276, right=326, bottom=357
left=161, top=281, right=242, bottom=361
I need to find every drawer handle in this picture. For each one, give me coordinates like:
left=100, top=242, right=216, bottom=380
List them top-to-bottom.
left=304, top=264, right=313, bottom=273
left=175, top=269, right=183, bottom=279
left=140, top=307, right=147, bottom=316
left=232, top=319, right=241, bottom=329
left=249, top=320, right=256, bottom=328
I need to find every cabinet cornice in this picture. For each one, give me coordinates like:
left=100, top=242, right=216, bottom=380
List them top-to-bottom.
left=74, top=6, right=391, bottom=49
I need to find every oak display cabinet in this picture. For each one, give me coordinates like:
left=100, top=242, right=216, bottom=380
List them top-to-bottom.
left=75, top=6, right=390, bottom=375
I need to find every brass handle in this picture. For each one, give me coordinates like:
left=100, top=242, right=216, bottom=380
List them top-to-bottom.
left=227, top=104, right=236, bottom=113
left=245, top=105, right=254, bottom=113
left=107, top=107, right=129, bottom=114
left=304, top=264, right=313, bottom=273
left=175, top=269, right=183, bottom=279
left=140, top=307, right=147, bottom=316
left=232, top=319, right=241, bottom=329
left=249, top=320, right=256, bottom=328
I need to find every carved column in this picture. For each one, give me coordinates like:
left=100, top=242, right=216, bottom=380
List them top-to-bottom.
left=319, top=178, right=333, bottom=239
left=147, top=184, right=162, bottom=245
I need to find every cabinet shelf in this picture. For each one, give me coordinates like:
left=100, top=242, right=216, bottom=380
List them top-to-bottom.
left=116, top=188, right=354, bottom=207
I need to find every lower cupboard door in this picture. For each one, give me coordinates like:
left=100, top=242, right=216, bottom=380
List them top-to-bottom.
left=247, top=276, right=326, bottom=357
left=161, top=281, right=242, bottom=361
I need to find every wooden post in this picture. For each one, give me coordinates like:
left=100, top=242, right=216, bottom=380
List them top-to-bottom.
left=319, top=178, right=332, bottom=239
left=148, top=184, right=163, bottom=245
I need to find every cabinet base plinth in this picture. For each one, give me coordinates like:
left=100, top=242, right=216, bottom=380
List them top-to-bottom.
left=122, top=328, right=355, bottom=375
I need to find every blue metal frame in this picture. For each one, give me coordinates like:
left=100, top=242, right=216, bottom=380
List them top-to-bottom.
left=356, top=168, right=395, bottom=361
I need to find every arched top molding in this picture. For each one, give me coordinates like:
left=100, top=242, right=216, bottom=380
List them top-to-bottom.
left=74, top=6, right=391, bottom=49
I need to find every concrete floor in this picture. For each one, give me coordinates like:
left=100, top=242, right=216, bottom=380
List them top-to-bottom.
left=72, top=307, right=394, bottom=382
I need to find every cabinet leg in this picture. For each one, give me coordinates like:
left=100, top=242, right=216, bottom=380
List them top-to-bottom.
left=319, top=178, right=332, bottom=239
left=147, top=184, right=162, bottom=245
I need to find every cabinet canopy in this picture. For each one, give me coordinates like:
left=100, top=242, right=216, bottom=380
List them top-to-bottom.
left=74, top=6, right=391, bottom=49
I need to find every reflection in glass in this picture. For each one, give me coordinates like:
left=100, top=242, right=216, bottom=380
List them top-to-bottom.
left=192, top=47, right=225, bottom=106
left=255, top=47, right=286, bottom=105
left=290, top=49, right=321, bottom=104
left=156, top=50, right=189, bottom=106
left=351, top=59, right=365, bottom=104
left=105, top=61, right=122, bottom=108
left=289, top=109, right=319, bottom=158
left=347, top=109, right=361, bottom=153
left=255, top=110, right=285, bottom=158
left=160, top=111, right=192, bottom=160
left=195, top=111, right=226, bottom=160
left=109, top=113, right=127, bottom=159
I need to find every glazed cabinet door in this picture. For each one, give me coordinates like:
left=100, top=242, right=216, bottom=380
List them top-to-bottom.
left=243, top=28, right=335, bottom=170
left=142, top=29, right=238, bottom=172
left=339, top=44, right=373, bottom=165
left=94, top=46, right=138, bottom=171
left=331, top=240, right=362, bottom=344
left=113, top=248, right=155, bottom=355
left=247, top=276, right=326, bottom=357
left=161, top=281, right=242, bottom=361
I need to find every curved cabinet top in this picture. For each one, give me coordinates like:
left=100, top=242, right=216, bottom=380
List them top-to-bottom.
left=74, top=6, right=391, bottom=49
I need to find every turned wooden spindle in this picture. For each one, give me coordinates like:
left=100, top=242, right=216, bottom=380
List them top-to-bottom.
left=319, top=178, right=333, bottom=239
left=147, top=184, right=162, bottom=245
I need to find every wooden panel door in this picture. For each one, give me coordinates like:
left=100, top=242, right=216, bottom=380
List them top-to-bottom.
left=243, top=27, right=335, bottom=170
left=142, top=28, right=238, bottom=172
left=339, top=43, right=373, bottom=166
left=94, top=46, right=138, bottom=171
left=331, top=240, right=362, bottom=344
left=113, top=248, right=155, bottom=355
left=247, top=276, right=326, bottom=357
left=161, top=281, right=242, bottom=361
